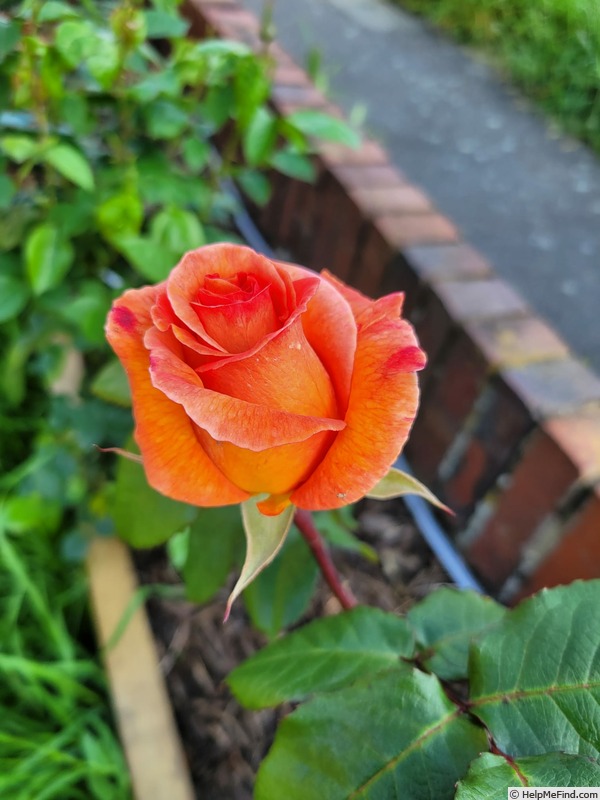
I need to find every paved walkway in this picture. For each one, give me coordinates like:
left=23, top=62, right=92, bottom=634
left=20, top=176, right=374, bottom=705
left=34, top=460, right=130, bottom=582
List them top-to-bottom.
left=242, top=0, right=600, bottom=373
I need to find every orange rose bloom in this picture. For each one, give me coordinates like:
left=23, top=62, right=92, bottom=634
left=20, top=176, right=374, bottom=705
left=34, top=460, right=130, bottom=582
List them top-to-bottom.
left=106, top=244, right=425, bottom=516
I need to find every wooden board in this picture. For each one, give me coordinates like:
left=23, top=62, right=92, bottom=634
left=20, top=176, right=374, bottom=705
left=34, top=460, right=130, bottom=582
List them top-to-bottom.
left=87, top=537, right=196, bottom=800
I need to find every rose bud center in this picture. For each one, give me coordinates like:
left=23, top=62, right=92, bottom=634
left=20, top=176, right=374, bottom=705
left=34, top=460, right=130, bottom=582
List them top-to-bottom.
left=191, top=271, right=284, bottom=354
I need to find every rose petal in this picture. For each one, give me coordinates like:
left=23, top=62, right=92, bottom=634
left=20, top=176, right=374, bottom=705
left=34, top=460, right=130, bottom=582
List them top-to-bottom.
left=167, top=244, right=292, bottom=347
left=279, top=263, right=358, bottom=416
left=321, top=270, right=380, bottom=317
left=191, top=274, right=320, bottom=372
left=192, top=283, right=279, bottom=353
left=106, top=288, right=249, bottom=507
left=291, top=316, right=425, bottom=510
left=200, top=319, right=339, bottom=419
left=145, top=327, right=345, bottom=451
left=197, top=430, right=337, bottom=496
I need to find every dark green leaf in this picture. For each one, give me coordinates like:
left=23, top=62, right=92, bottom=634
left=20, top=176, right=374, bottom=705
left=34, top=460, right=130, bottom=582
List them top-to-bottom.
left=38, top=1, right=79, bottom=22
left=144, top=10, right=189, bottom=39
left=0, top=19, right=21, bottom=61
left=54, top=20, right=96, bottom=69
left=87, top=35, right=120, bottom=90
left=194, top=40, right=252, bottom=58
left=40, top=49, right=66, bottom=102
left=234, top=59, right=271, bottom=130
left=129, top=70, right=180, bottom=103
left=200, top=85, right=235, bottom=131
left=58, top=93, right=92, bottom=137
left=145, top=100, right=189, bottom=140
left=243, top=107, right=278, bottom=166
left=286, top=109, right=361, bottom=148
left=0, top=135, right=38, bottom=163
left=182, top=138, right=210, bottom=173
left=43, top=143, right=95, bottom=191
left=270, top=150, right=316, bottom=182
left=138, top=154, right=203, bottom=207
left=236, top=168, right=271, bottom=206
left=0, top=175, right=15, bottom=210
left=96, top=192, right=143, bottom=241
left=48, top=194, right=94, bottom=237
left=0, top=206, right=37, bottom=251
left=149, top=206, right=205, bottom=258
left=25, top=224, right=74, bottom=295
left=114, top=236, right=175, bottom=281
left=0, top=275, right=29, bottom=323
left=60, top=282, right=111, bottom=345
left=91, top=360, right=132, bottom=408
left=113, top=445, right=197, bottom=548
left=2, top=493, right=62, bottom=534
left=182, top=506, right=245, bottom=604
left=315, top=506, right=378, bottom=563
left=243, top=528, right=319, bottom=639
left=470, top=580, right=600, bottom=758
left=407, top=588, right=505, bottom=680
left=228, top=606, right=415, bottom=708
left=255, top=668, right=487, bottom=800
left=455, top=752, right=600, bottom=798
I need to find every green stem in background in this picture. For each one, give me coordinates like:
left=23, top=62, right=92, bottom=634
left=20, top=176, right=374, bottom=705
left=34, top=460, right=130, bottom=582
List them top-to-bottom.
left=294, top=509, right=358, bottom=611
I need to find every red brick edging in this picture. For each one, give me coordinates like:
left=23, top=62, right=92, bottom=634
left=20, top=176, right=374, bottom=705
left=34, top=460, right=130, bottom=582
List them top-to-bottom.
left=183, top=0, right=600, bottom=600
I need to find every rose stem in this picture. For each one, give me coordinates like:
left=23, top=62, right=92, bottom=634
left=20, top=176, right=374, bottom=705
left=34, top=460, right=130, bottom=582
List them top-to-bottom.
left=294, top=509, right=358, bottom=611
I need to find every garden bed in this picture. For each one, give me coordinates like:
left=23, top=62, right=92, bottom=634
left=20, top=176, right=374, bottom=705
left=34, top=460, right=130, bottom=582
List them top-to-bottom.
left=134, top=499, right=449, bottom=799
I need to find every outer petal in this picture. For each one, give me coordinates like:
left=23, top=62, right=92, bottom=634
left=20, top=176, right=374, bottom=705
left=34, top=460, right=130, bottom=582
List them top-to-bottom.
left=280, top=262, right=358, bottom=416
left=320, top=269, right=374, bottom=317
left=106, top=287, right=249, bottom=507
left=291, top=316, right=426, bottom=510
left=200, top=319, right=339, bottom=419
left=146, top=327, right=345, bottom=451
left=197, top=429, right=337, bottom=496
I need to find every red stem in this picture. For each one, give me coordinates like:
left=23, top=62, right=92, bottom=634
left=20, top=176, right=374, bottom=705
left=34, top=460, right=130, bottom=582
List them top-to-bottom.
left=294, top=509, right=358, bottom=611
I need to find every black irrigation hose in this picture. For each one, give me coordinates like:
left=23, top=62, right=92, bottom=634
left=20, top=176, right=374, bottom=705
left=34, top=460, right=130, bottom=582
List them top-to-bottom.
left=229, top=182, right=486, bottom=594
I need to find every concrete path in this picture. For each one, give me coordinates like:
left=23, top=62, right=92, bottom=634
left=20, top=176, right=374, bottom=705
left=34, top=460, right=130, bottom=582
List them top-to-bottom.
left=242, top=0, right=600, bottom=373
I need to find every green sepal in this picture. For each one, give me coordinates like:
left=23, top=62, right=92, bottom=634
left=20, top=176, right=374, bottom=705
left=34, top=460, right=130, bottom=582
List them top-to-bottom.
left=366, top=466, right=452, bottom=513
left=224, top=498, right=294, bottom=620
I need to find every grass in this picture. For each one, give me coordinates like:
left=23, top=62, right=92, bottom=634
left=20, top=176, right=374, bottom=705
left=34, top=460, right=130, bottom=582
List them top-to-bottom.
left=393, top=0, right=600, bottom=152
left=0, top=523, right=132, bottom=800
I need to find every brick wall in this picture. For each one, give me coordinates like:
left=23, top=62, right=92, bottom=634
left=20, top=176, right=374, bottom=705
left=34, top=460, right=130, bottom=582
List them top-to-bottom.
left=182, top=0, right=600, bottom=600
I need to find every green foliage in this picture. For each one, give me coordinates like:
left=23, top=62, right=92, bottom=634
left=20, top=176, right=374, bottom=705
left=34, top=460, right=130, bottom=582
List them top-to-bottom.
left=0, top=0, right=358, bottom=789
left=1, top=0, right=355, bottom=488
left=396, top=0, right=600, bottom=153
left=91, top=360, right=132, bottom=407
left=113, top=443, right=197, bottom=548
left=167, top=505, right=377, bottom=637
left=179, top=506, right=244, bottom=604
left=0, top=523, right=131, bottom=799
left=243, top=527, right=319, bottom=639
left=231, top=581, right=600, bottom=798
left=406, top=586, right=505, bottom=679
left=228, top=606, right=415, bottom=708
left=257, top=668, right=487, bottom=800
left=456, top=753, right=600, bottom=798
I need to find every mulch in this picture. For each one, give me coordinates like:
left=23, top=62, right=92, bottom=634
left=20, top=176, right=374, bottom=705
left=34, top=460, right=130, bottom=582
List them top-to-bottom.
left=135, top=499, right=450, bottom=800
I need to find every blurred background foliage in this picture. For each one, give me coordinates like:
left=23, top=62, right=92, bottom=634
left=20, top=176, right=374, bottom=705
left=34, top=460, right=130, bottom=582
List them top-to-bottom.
left=0, top=0, right=359, bottom=794
left=395, top=0, right=600, bottom=152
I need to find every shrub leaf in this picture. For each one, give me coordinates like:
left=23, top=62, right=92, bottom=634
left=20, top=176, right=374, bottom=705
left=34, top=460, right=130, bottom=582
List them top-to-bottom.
left=228, top=605, right=415, bottom=708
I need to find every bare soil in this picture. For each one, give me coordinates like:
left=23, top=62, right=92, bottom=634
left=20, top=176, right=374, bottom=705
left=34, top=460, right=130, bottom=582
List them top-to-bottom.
left=135, top=499, right=449, bottom=800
